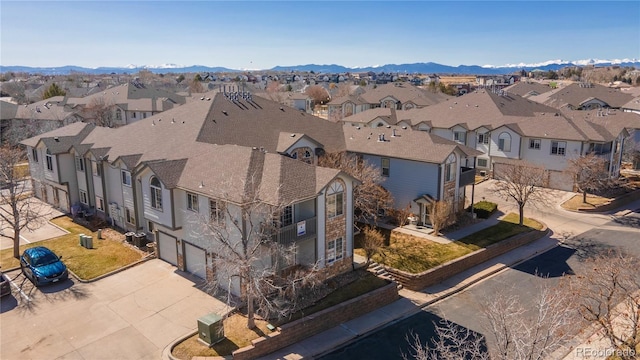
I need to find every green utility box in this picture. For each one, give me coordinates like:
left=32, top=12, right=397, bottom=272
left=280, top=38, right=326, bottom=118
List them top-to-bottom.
left=197, top=313, right=224, bottom=346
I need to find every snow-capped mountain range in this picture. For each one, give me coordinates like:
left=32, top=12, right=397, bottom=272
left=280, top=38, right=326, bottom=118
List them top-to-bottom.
left=1, top=59, right=638, bottom=76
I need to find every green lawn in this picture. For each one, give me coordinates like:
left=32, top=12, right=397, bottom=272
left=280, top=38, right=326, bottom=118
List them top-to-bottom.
left=356, top=213, right=543, bottom=274
left=0, top=217, right=145, bottom=280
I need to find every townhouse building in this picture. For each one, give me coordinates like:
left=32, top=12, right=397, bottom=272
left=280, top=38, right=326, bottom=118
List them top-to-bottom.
left=327, top=82, right=452, bottom=121
left=342, top=90, right=640, bottom=191
left=21, top=92, right=359, bottom=294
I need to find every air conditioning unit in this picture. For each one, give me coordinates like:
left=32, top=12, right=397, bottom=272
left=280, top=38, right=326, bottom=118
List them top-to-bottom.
left=480, top=170, right=487, bottom=177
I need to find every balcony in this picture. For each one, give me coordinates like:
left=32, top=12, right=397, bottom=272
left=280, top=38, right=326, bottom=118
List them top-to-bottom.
left=459, top=167, right=476, bottom=186
left=272, top=216, right=317, bottom=245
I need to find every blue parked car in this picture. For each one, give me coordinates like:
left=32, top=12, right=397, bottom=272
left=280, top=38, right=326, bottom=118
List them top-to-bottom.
left=20, top=247, right=68, bottom=286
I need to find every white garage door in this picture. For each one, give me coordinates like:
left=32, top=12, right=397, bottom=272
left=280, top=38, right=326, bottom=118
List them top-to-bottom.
left=548, top=170, right=574, bottom=191
left=157, top=232, right=178, bottom=266
left=184, top=242, right=207, bottom=279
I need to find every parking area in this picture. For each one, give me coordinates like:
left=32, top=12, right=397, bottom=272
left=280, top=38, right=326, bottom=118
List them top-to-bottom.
left=0, top=197, right=68, bottom=250
left=0, top=259, right=230, bottom=360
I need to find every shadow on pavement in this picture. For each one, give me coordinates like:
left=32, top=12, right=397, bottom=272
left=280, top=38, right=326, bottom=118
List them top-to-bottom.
left=611, top=215, right=640, bottom=228
left=512, top=245, right=576, bottom=277
left=1, top=294, right=18, bottom=313
left=320, top=311, right=487, bottom=360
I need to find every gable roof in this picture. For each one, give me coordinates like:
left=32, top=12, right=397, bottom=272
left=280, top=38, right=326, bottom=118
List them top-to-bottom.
left=359, top=83, right=452, bottom=106
left=539, top=83, right=634, bottom=109
left=20, top=121, right=94, bottom=152
left=343, top=125, right=481, bottom=164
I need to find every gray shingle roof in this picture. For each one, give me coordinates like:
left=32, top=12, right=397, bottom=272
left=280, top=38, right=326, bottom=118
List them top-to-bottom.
left=359, top=83, right=452, bottom=106
left=540, top=83, right=634, bottom=109
left=20, top=122, right=94, bottom=152
left=343, top=125, right=481, bottom=164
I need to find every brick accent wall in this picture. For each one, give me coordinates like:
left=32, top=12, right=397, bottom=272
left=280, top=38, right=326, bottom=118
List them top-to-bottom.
left=324, top=178, right=347, bottom=268
left=386, top=225, right=549, bottom=291
left=177, top=251, right=184, bottom=271
left=231, top=281, right=399, bottom=360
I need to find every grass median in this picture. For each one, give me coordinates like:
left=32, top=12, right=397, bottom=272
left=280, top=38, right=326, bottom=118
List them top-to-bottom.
left=357, top=213, right=543, bottom=274
left=0, top=217, right=145, bottom=280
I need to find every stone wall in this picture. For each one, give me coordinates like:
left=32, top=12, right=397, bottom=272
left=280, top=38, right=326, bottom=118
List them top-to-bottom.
left=386, top=226, right=549, bottom=291
left=231, top=281, right=399, bottom=360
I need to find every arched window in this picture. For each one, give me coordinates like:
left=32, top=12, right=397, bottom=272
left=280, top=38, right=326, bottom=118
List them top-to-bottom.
left=498, top=132, right=511, bottom=152
left=445, top=153, right=457, bottom=182
left=150, top=176, right=163, bottom=210
left=327, top=180, right=344, bottom=218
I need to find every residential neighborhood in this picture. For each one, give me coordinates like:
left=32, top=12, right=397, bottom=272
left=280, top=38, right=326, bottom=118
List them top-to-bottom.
left=1, top=2, right=640, bottom=358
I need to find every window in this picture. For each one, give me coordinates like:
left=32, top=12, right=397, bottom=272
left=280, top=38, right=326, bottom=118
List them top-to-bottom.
left=116, top=109, right=122, bottom=120
left=132, top=112, right=136, bottom=119
left=142, top=112, right=147, bottom=119
left=454, top=131, right=466, bottom=144
left=498, top=132, right=512, bottom=152
left=478, top=133, right=489, bottom=145
left=529, top=139, right=541, bottom=150
left=551, top=141, right=566, bottom=156
left=32, top=148, right=38, bottom=162
left=46, top=149, right=53, bottom=171
left=303, top=150, right=312, bottom=162
left=445, top=153, right=457, bottom=182
left=75, top=156, right=85, bottom=172
left=381, top=158, right=390, bottom=177
left=477, top=158, right=488, bottom=167
left=92, top=161, right=102, bottom=177
left=121, top=170, right=132, bottom=186
left=150, top=176, right=162, bottom=210
left=327, top=181, right=344, bottom=218
left=79, top=190, right=88, bottom=205
left=187, top=192, right=199, bottom=212
left=96, top=197, right=104, bottom=212
left=209, top=200, right=224, bottom=223
left=279, top=205, right=293, bottom=226
left=125, top=208, right=135, bottom=225
left=148, top=221, right=154, bottom=233
left=327, top=238, right=344, bottom=264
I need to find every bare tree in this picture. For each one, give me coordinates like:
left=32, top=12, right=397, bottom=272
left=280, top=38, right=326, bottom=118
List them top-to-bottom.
left=188, top=76, right=204, bottom=93
left=265, top=80, right=287, bottom=104
left=305, top=85, right=330, bottom=107
left=83, top=96, right=116, bottom=127
left=0, top=145, right=48, bottom=258
left=318, top=151, right=393, bottom=223
left=568, top=152, right=616, bottom=203
left=492, top=161, right=548, bottom=225
left=192, top=175, right=321, bottom=329
left=428, top=200, right=451, bottom=236
left=361, top=226, right=384, bottom=266
left=570, top=253, right=640, bottom=360
left=409, top=282, right=578, bottom=360
left=404, top=323, right=489, bottom=360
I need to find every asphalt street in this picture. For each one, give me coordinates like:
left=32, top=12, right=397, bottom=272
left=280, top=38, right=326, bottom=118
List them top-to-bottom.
left=320, top=208, right=640, bottom=360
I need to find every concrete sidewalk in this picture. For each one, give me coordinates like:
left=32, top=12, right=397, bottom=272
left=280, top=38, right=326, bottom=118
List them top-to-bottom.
left=260, top=234, right=560, bottom=360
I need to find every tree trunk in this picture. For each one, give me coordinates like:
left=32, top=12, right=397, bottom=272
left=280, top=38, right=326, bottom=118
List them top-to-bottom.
left=582, top=190, right=587, bottom=204
left=518, top=203, right=525, bottom=225
left=13, top=211, right=20, bottom=259
left=13, top=232, right=20, bottom=259
left=246, top=284, right=255, bottom=329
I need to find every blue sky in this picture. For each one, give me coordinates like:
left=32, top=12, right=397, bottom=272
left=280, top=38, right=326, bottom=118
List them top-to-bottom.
left=1, top=1, right=638, bottom=69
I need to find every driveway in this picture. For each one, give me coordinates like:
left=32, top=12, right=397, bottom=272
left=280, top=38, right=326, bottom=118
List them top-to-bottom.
left=1, top=197, right=68, bottom=250
left=0, top=259, right=230, bottom=360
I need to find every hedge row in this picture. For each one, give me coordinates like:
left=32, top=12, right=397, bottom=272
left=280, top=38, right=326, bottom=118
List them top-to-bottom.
left=467, top=201, right=498, bottom=219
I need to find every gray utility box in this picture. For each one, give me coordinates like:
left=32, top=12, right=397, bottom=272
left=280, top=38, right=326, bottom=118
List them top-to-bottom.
left=80, top=234, right=93, bottom=249
left=197, top=313, right=224, bottom=346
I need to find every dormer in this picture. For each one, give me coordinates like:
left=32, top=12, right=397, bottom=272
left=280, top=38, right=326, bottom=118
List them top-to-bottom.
left=276, top=132, right=323, bottom=165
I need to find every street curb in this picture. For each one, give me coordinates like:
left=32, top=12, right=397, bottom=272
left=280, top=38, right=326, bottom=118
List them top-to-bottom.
left=313, top=229, right=558, bottom=359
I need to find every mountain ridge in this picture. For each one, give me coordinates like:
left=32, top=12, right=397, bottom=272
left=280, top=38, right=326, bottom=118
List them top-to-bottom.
left=1, top=59, right=638, bottom=76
